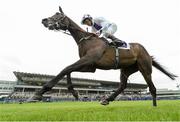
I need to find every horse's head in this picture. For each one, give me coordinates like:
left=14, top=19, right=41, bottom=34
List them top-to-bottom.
left=42, top=6, right=69, bottom=31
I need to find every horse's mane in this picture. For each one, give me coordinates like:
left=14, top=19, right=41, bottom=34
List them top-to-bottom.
left=80, top=29, right=99, bottom=38
left=87, top=32, right=99, bottom=37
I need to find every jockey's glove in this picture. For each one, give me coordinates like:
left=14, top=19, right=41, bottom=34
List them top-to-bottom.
left=96, top=30, right=102, bottom=36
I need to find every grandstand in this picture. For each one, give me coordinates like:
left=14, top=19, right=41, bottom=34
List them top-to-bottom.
left=1, top=71, right=179, bottom=102
left=11, top=71, right=148, bottom=101
left=0, top=80, right=17, bottom=102
left=0, top=80, right=16, bottom=97
left=156, top=89, right=180, bottom=100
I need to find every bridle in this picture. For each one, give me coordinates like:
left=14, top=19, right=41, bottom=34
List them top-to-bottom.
left=54, top=14, right=71, bottom=36
left=57, top=14, right=84, bottom=33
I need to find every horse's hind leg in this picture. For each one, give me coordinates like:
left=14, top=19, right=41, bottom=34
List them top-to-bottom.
left=137, top=57, right=157, bottom=106
left=101, top=64, right=138, bottom=105
left=67, top=74, right=79, bottom=100
left=144, top=74, right=157, bottom=106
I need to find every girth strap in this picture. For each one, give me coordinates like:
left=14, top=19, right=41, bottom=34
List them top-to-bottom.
left=115, top=48, right=120, bottom=68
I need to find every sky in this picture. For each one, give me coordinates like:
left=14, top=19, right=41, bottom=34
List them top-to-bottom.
left=0, top=0, right=179, bottom=90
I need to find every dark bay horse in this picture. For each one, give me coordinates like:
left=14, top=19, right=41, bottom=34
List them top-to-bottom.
left=28, top=7, right=177, bottom=106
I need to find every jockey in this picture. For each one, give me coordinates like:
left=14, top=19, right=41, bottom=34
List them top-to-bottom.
left=81, top=14, right=123, bottom=46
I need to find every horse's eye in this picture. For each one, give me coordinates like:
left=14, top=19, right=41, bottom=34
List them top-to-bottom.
left=54, top=17, right=59, bottom=21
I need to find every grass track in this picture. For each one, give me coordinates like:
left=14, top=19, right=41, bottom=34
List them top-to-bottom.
left=0, top=100, right=180, bottom=121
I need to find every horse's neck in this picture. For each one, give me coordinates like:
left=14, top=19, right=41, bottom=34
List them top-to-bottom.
left=67, top=17, right=89, bottom=44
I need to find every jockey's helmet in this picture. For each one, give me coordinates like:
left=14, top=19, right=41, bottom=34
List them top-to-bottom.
left=81, top=14, right=93, bottom=24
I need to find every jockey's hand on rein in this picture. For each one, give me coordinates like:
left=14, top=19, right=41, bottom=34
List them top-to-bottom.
left=96, top=30, right=102, bottom=36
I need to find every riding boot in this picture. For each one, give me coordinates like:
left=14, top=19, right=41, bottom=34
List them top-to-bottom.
left=107, top=35, right=124, bottom=46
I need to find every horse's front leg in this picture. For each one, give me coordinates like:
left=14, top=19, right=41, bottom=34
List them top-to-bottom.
left=27, top=54, right=99, bottom=102
left=66, top=65, right=96, bottom=100
left=67, top=73, right=79, bottom=100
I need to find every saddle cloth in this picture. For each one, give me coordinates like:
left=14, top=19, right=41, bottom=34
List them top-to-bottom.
left=100, top=37, right=130, bottom=49
left=116, top=41, right=130, bottom=49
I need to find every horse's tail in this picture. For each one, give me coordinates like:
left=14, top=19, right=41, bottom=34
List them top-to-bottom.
left=152, top=57, right=178, bottom=80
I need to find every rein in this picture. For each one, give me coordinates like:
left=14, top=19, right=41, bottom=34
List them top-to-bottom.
left=58, top=15, right=95, bottom=45
left=59, top=26, right=93, bottom=45
left=59, top=27, right=93, bottom=45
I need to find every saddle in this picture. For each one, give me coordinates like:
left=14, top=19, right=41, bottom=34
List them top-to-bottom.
left=101, top=37, right=130, bottom=49
left=109, top=41, right=129, bottom=49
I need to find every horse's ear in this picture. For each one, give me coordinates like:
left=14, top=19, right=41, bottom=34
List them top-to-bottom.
left=59, top=6, right=64, bottom=14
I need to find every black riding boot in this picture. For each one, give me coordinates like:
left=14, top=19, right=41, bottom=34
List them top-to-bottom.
left=107, top=35, right=124, bottom=46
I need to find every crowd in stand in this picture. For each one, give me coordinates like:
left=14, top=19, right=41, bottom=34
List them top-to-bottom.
left=0, top=91, right=152, bottom=103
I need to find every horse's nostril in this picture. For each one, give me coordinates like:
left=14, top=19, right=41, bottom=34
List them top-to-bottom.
left=42, top=18, right=48, bottom=24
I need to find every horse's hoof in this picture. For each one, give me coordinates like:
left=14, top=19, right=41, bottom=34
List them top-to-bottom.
left=72, top=92, right=79, bottom=100
left=26, top=94, right=42, bottom=103
left=75, top=97, right=79, bottom=101
left=100, top=99, right=109, bottom=106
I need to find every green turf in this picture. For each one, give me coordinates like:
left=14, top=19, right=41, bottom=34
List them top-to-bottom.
left=0, top=100, right=180, bottom=121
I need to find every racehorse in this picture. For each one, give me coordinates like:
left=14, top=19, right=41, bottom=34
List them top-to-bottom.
left=28, top=6, right=177, bottom=106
